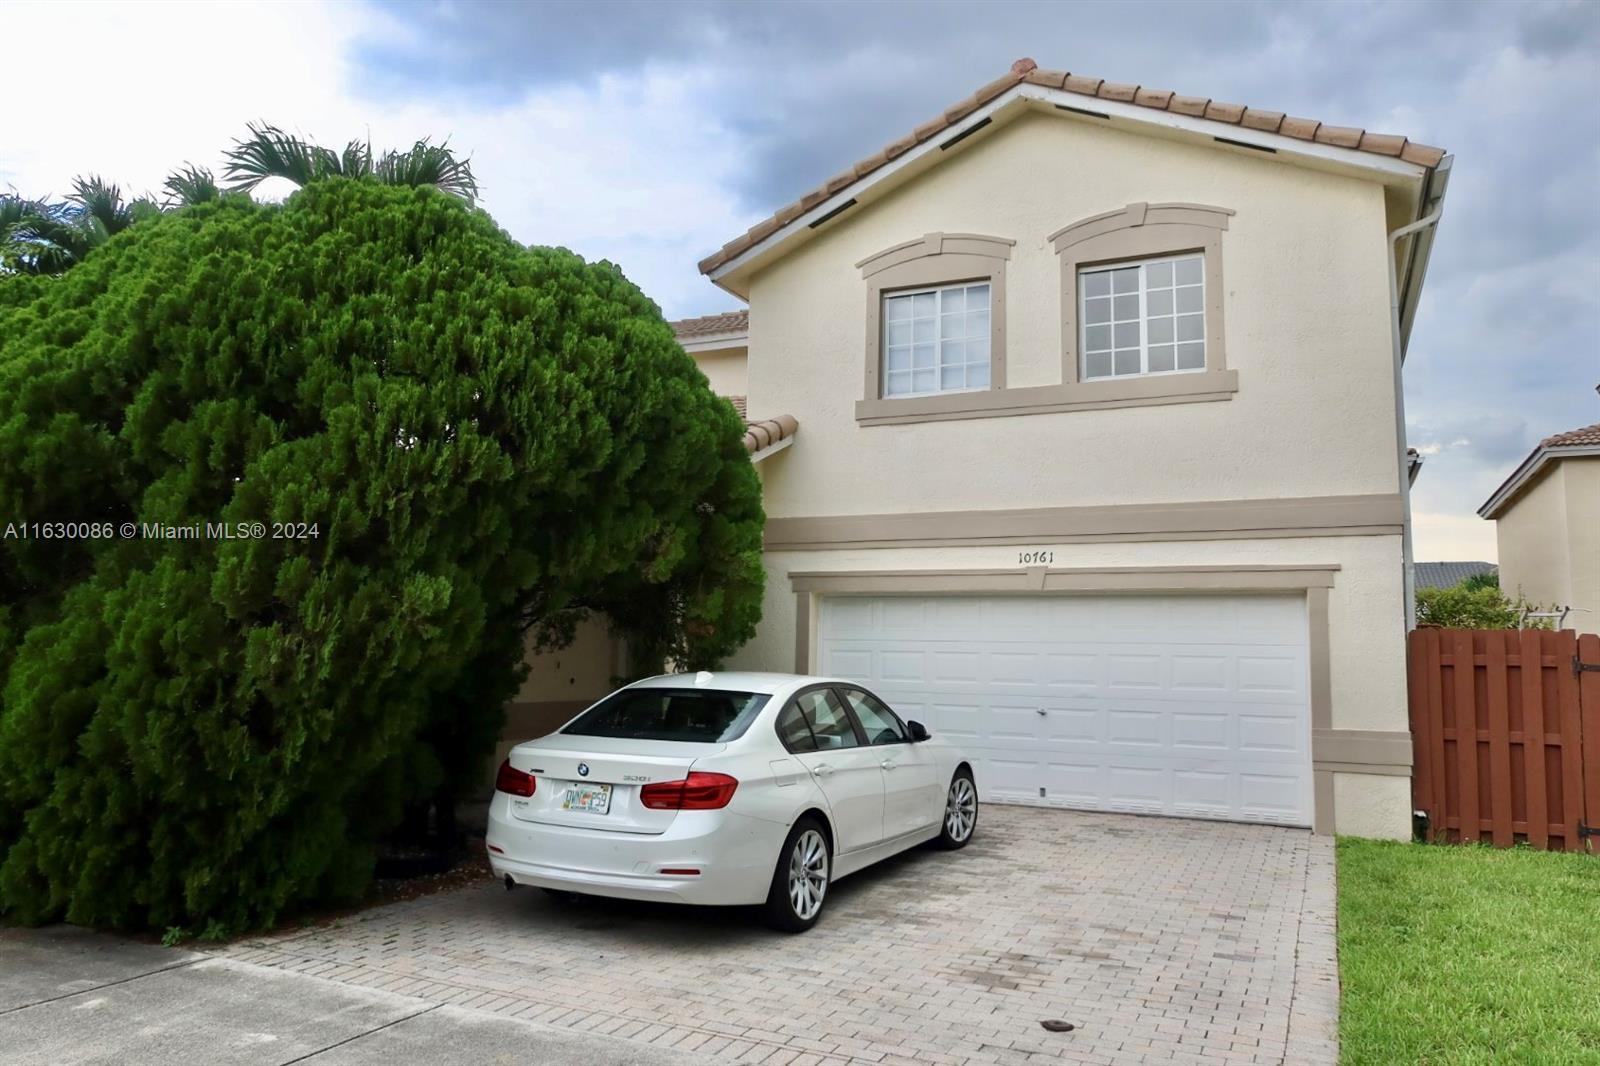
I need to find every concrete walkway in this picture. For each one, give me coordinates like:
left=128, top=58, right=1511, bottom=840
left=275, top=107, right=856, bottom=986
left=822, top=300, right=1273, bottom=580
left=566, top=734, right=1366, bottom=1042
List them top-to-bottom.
left=0, top=924, right=694, bottom=1065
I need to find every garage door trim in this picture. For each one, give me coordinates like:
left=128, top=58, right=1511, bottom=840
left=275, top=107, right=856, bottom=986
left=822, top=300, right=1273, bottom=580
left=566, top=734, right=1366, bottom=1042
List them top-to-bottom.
left=790, top=565, right=1339, bottom=832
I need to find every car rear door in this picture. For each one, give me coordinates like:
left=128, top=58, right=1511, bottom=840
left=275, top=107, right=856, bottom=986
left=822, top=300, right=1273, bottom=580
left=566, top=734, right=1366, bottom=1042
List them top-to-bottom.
left=780, top=687, right=885, bottom=854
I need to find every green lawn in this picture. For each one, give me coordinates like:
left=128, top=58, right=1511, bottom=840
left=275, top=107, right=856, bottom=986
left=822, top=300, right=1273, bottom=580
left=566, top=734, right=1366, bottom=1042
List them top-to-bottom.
left=1337, top=838, right=1600, bottom=1064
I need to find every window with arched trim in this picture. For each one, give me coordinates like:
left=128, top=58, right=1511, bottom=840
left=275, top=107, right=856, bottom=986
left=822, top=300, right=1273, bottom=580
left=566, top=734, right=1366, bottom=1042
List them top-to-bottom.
left=1049, top=202, right=1233, bottom=384
left=856, top=232, right=1014, bottom=403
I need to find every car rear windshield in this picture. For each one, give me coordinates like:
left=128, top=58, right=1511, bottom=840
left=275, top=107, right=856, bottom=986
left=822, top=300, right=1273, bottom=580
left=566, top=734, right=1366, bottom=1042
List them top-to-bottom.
left=561, top=688, right=771, bottom=743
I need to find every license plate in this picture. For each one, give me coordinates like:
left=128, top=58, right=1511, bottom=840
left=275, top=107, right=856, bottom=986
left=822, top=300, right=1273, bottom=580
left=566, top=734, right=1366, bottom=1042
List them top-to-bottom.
left=560, top=782, right=612, bottom=814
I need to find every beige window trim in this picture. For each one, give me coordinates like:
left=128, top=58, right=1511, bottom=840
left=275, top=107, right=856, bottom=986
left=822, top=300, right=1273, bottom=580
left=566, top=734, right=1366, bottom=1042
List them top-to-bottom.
left=1052, top=201, right=1234, bottom=386
left=851, top=211, right=1241, bottom=427
left=859, top=232, right=1013, bottom=409
left=855, top=370, right=1239, bottom=425
left=762, top=492, right=1404, bottom=550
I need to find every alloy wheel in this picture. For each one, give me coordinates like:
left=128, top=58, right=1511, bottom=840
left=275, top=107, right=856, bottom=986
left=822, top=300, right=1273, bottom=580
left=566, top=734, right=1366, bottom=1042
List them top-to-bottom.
left=945, top=777, right=976, bottom=842
left=787, top=828, right=828, bottom=920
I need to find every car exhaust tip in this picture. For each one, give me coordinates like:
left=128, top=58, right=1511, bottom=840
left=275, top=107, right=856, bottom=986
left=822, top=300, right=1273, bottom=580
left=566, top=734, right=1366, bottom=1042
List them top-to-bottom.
left=504, top=874, right=516, bottom=892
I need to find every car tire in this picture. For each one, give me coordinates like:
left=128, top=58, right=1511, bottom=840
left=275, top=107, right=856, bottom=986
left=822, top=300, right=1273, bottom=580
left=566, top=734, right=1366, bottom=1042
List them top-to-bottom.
left=936, top=768, right=978, bottom=850
left=762, top=816, right=831, bottom=933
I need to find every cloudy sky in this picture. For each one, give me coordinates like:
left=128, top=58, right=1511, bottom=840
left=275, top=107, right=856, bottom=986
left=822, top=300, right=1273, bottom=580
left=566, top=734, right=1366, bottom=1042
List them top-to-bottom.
left=6, top=0, right=1596, bottom=560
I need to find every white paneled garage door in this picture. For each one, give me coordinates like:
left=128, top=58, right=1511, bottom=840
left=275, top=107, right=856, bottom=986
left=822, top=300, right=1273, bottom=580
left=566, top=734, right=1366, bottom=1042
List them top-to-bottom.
left=818, top=593, right=1313, bottom=826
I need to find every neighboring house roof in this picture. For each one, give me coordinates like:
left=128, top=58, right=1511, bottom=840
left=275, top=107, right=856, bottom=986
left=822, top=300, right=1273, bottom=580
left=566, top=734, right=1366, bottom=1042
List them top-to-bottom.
left=698, top=57, right=1447, bottom=279
left=670, top=310, right=749, bottom=343
left=666, top=332, right=792, bottom=462
left=743, top=414, right=797, bottom=460
left=1479, top=419, right=1600, bottom=518
left=1539, top=422, right=1600, bottom=449
left=1406, top=447, right=1424, bottom=485
left=1415, top=561, right=1497, bottom=590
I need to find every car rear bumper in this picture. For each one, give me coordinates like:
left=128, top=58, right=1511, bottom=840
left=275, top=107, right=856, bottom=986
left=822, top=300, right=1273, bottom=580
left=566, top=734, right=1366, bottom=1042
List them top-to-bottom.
left=485, top=794, right=776, bottom=906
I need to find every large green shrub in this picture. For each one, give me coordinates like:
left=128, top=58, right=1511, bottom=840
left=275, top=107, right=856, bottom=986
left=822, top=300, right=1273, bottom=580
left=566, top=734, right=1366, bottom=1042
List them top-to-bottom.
left=0, top=181, right=763, bottom=934
left=1415, top=582, right=1549, bottom=630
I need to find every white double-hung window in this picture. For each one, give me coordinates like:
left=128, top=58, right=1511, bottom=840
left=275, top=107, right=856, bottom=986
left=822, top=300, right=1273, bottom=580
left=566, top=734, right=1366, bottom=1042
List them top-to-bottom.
left=1079, top=254, right=1205, bottom=380
left=883, top=281, right=991, bottom=397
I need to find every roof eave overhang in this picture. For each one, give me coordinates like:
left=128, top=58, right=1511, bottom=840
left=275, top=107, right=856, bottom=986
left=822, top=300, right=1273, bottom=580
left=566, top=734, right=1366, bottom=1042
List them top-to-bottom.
left=706, top=82, right=1432, bottom=298
left=1398, top=155, right=1453, bottom=358
left=678, top=330, right=750, bottom=353
left=748, top=435, right=794, bottom=464
left=1479, top=444, right=1600, bottom=519
left=1407, top=451, right=1425, bottom=486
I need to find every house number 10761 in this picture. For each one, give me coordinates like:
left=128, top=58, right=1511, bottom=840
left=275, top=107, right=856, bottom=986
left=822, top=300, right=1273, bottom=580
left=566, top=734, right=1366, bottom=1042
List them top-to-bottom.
left=1018, top=550, right=1054, bottom=565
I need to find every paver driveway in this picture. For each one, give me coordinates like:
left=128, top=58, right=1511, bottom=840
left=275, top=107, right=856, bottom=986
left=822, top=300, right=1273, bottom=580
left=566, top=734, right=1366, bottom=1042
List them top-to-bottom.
left=219, top=807, right=1337, bottom=1066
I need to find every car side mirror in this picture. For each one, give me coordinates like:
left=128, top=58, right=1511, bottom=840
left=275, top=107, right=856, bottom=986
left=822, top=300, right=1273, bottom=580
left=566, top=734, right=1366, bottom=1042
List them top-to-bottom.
left=907, top=720, right=930, bottom=742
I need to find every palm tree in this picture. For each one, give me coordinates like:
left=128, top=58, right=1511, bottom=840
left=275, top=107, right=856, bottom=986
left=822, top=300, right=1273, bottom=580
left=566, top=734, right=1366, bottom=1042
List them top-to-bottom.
left=221, top=123, right=479, bottom=204
left=2, top=126, right=478, bottom=276
left=162, top=164, right=221, bottom=208
left=0, top=177, right=158, bottom=276
left=2, top=195, right=70, bottom=274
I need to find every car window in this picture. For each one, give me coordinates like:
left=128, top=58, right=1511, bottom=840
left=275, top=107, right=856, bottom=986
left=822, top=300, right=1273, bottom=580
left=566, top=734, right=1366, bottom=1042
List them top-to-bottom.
left=562, top=688, right=769, bottom=742
left=840, top=688, right=908, bottom=745
left=795, top=689, right=860, bottom=750
left=775, top=699, right=818, bottom=753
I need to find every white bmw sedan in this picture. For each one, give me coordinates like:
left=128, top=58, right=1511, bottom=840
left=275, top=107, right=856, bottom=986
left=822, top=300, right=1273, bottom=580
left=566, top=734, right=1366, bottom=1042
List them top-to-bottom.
left=486, top=672, right=976, bottom=931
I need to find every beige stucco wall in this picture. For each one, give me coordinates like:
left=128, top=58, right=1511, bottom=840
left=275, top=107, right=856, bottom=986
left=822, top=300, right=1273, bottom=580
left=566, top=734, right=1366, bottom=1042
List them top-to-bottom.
left=730, top=108, right=1414, bottom=837
left=746, top=109, right=1401, bottom=517
left=690, top=345, right=748, bottom=398
left=1495, top=458, right=1600, bottom=635
left=1564, top=459, right=1600, bottom=634
left=510, top=613, right=618, bottom=705
left=486, top=614, right=620, bottom=789
left=1334, top=772, right=1410, bottom=840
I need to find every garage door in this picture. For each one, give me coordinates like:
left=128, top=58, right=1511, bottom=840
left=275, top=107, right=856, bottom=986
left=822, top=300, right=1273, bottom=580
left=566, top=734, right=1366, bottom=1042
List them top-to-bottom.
left=817, top=593, right=1313, bottom=826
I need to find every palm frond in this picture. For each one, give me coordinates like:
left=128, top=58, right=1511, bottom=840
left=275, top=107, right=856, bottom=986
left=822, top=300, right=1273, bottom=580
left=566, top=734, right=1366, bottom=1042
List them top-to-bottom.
left=223, top=123, right=340, bottom=192
left=338, top=138, right=373, bottom=180
left=375, top=139, right=480, bottom=204
left=163, top=164, right=220, bottom=208
left=68, top=174, right=134, bottom=235
left=0, top=193, right=98, bottom=275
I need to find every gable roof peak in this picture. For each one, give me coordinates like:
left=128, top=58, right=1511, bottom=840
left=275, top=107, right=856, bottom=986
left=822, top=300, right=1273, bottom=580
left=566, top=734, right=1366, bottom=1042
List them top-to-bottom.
left=699, top=59, right=1448, bottom=281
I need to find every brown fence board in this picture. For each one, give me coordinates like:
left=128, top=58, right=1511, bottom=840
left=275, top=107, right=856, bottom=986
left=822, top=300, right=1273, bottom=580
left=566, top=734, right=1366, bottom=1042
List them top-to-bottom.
left=1409, top=627, right=1595, bottom=853
left=1408, top=628, right=1434, bottom=826
left=1520, top=628, right=1549, bottom=849
left=1425, top=629, right=1449, bottom=833
left=1555, top=629, right=1583, bottom=851
left=1433, top=630, right=1459, bottom=832
left=1452, top=630, right=1480, bottom=843
left=1580, top=633, right=1600, bottom=855
left=1485, top=635, right=1513, bottom=846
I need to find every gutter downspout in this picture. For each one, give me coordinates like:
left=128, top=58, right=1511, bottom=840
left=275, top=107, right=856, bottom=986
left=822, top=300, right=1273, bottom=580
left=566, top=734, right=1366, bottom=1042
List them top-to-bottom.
left=1388, top=185, right=1446, bottom=632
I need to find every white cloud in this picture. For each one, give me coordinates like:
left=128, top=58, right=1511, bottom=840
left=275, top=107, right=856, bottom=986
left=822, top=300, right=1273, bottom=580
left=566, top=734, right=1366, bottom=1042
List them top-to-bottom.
left=1, top=0, right=751, bottom=319
left=1413, top=511, right=1498, bottom=562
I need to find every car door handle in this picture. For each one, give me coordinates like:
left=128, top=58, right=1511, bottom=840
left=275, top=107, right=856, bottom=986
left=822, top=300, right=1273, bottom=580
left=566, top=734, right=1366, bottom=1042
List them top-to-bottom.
left=880, top=760, right=896, bottom=771
left=813, top=763, right=833, bottom=776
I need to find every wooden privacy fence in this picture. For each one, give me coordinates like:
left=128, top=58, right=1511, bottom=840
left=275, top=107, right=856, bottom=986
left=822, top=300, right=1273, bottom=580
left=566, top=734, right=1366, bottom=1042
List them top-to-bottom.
left=1408, top=628, right=1600, bottom=852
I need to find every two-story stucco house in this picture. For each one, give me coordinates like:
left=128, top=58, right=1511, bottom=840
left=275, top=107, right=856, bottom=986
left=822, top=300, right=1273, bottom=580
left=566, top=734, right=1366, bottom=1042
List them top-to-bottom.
left=672, top=59, right=1451, bottom=839
left=1479, top=419, right=1600, bottom=635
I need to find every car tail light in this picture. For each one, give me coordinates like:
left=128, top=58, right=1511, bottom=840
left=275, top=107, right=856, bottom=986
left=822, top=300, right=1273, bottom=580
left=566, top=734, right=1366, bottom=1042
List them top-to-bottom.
left=495, top=759, right=536, bottom=797
left=639, top=771, right=738, bottom=810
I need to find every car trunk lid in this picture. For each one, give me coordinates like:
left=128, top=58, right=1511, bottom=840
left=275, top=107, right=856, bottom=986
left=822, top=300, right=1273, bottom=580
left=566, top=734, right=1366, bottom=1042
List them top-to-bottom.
left=504, top=734, right=724, bottom=835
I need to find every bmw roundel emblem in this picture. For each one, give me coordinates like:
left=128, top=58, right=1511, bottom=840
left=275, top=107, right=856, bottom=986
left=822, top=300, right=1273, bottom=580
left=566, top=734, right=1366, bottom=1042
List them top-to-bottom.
left=577, top=763, right=589, bottom=777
